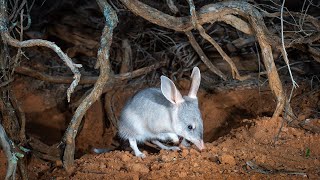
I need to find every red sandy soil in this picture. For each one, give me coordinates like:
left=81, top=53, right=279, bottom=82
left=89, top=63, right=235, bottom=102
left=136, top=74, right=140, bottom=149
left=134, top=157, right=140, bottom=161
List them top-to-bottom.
left=1, top=117, right=319, bottom=179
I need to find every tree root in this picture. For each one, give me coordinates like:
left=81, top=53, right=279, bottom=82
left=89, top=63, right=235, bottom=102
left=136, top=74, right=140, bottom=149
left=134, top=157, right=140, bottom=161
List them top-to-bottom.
left=62, top=0, right=118, bottom=173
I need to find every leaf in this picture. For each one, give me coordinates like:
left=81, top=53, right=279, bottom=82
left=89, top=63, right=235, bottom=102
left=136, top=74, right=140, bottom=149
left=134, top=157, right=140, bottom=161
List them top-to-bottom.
left=306, top=148, right=310, bottom=158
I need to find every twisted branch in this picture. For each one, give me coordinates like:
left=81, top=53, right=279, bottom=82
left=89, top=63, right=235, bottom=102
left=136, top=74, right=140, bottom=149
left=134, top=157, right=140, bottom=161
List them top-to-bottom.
left=62, top=0, right=118, bottom=172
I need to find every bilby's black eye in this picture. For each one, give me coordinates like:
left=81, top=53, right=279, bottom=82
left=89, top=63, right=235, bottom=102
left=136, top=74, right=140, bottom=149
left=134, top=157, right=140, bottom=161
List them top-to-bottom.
left=188, top=125, right=193, bottom=130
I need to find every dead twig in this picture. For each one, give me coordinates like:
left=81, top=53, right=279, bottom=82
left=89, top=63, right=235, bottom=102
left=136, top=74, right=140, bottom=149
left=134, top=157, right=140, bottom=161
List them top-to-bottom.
left=62, top=0, right=118, bottom=172
left=166, top=0, right=179, bottom=14
left=280, top=0, right=298, bottom=98
left=185, top=31, right=227, bottom=80
left=120, top=39, right=132, bottom=75
left=15, top=61, right=166, bottom=85
left=15, top=66, right=97, bottom=84
left=245, top=161, right=307, bottom=177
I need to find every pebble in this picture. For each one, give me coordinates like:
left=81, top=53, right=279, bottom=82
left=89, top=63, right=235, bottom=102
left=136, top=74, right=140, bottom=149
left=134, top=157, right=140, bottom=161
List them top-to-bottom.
left=189, top=148, right=200, bottom=155
left=180, top=149, right=189, bottom=157
left=120, top=153, right=131, bottom=162
left=220, top=154, right=236, bottom=166
left=129, top=163, right=150, bottom=173
left=178, top=171, right=187, bottom=178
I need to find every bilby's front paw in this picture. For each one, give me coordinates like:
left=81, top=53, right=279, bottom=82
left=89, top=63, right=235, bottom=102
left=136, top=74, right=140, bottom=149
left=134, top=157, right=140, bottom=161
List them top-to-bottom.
left=171, top=135, right=179, bottom=144
left=180, top=138, right=190, bottom=148
left=136, top=153, right=146, bottom=158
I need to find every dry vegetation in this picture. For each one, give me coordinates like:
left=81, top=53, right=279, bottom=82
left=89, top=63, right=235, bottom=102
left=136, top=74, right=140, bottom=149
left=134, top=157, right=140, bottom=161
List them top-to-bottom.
left=0, top=0, right=319, bottom=179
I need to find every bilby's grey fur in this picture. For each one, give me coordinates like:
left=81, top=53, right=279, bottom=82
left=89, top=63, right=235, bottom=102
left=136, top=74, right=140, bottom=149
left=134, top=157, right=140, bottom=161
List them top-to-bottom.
left=118, top=67, right=204, bottom=157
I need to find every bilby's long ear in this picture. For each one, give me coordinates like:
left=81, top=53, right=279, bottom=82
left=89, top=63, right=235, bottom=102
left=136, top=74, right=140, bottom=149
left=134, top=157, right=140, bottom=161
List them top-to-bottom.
left=188, top=67, right=201, bottom=98
left=161, top=76, right=184, bottom=104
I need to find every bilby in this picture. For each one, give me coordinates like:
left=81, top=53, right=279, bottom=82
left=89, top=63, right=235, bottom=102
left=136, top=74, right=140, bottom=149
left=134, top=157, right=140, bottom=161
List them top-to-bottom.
left=118, top=67, right=205, bottom=158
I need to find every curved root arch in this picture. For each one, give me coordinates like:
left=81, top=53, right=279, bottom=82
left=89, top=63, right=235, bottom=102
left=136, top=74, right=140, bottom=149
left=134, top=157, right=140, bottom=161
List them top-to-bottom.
left=120, top=0, right=285, bottom=118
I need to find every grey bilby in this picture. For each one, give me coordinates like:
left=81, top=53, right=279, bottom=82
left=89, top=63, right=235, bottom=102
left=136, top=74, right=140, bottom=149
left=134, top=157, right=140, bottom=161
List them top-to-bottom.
left=118, top=67, right=205, bottom=158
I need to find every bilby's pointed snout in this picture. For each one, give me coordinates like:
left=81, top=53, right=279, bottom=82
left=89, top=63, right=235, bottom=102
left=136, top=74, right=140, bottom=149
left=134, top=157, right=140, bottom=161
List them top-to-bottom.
left=194, top=139, right=205, bottom=150
left=199, top=140, right=205, bottom=150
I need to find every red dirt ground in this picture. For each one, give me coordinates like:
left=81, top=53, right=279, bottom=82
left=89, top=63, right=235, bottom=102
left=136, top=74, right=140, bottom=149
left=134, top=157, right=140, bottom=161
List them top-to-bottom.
left=3, top=116, right=316, bottom=179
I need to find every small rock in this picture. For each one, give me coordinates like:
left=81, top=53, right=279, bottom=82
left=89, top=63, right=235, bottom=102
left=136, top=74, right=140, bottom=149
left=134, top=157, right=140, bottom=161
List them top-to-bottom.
left=208, top=146, right=219, bottom=154
left=189, top=148, right=200, bottom=155
left=180, top=149, right=189, bottom=157
left=160, top=152, right=178, bottom=162
left=201, top=152, right=211, bottom=159
left=120, top=153, right=131, bottom=162
left=161, top=154, right=171, bottom=162
left=220, top=154, right=236, bottom=166
left=209, top=155, right=220, bottom=164
left=106, top=161, right=121, bottom=170
left=99, top=163, right=106, bottom=169
left=129, top=163, right=150, bottom=173
left=150, top=164, right=161, bottom=171
left=178, top=171, right=188, bottom=177
left=132, top=173, right=139, bottom=180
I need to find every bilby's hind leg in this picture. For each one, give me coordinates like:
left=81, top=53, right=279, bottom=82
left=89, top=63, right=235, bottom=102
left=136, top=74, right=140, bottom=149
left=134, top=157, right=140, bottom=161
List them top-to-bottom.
left=129, top=138, right=146, bottom=158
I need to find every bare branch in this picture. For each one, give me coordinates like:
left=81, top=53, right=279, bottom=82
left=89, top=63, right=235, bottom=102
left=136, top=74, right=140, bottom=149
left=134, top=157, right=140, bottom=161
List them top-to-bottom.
left=62, top=0, right=118, bottom=172
left=166, top=0, right=179, bottom=14
left=280, top=0, right=298, bottom=93
left=185, top=31, right=227, bottom=80
left=15, top=61, right=166, bottom=85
